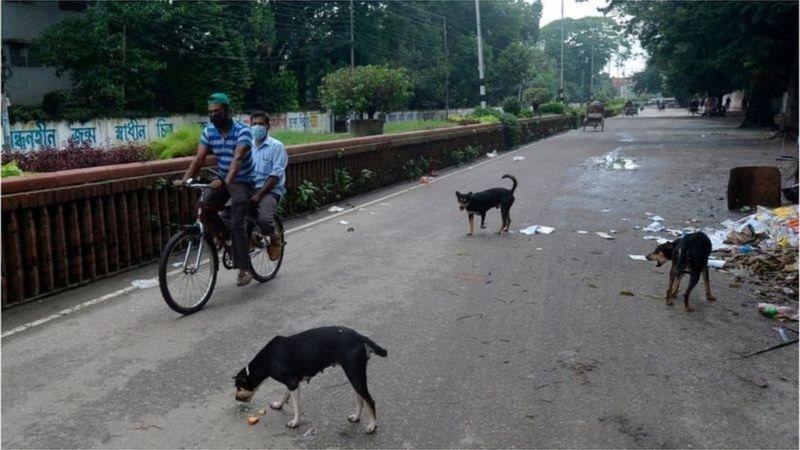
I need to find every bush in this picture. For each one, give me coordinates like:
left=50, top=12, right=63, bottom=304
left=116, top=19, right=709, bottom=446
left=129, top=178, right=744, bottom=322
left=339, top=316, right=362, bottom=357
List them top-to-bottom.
left=523, top=87, right=552, bottom=111
left=42, top=90, right=70, bottom=117
left=501, top=96, right=522, bottom=116
left=538, top=102, right=566, bottom=115
left=470, top=106, right=503, bottom=119
left=518, top=109, right=533, bottom=118
left=499, top=112, right=521, bottom=147
left=148, top=124, right=203, bottom=159
left=1, top=140, right=151, bottom=173
left=1, top=161, right=24, bottom=178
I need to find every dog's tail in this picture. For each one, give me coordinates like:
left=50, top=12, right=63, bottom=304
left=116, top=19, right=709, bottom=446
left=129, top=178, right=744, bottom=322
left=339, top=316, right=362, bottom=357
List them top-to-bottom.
left=502, top=174, right=517, bottom=193
left=358, top=334, right=388, bottom=358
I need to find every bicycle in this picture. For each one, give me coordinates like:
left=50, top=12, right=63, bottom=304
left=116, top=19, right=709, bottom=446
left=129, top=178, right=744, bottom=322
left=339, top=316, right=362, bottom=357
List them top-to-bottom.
left=158, top=178, right=285, bottom=315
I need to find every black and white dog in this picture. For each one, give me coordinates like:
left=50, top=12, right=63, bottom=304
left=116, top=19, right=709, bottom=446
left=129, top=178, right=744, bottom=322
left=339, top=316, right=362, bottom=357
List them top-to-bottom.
left=234, top=326, right=387, bottom=433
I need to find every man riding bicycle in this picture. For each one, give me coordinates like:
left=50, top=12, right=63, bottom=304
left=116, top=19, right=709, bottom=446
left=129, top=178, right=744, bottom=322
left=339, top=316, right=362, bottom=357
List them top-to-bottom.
left=174, top=93, right=256, bottom=286
left=249, top=111, right=287, bottom=262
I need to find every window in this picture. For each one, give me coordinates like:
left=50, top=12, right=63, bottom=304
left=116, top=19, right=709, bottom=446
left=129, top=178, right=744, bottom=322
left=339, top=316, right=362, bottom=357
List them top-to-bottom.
left=58, top=1, right=88, bottom=12
left=5, top=42, right=40, bottom=68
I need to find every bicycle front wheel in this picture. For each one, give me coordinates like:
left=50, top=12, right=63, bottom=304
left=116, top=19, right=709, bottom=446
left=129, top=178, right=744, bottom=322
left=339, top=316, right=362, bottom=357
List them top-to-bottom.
left=251, top=216, right=284, bottom=282
left=158, top=229, right=218, bottom=315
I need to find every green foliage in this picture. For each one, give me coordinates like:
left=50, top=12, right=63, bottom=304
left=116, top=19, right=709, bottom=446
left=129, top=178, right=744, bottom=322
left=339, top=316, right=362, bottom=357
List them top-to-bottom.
left=539, top=17, right=630, bottom=102
left=319, top=65, right=413, bottom=119
left=523, top=87, right=552, bottom=110
left=501, top=97, right=522, bottom=116
left=538, top=102, right=566, bottom=115
left=470, top=107, right=504, bottom=119
left=518, top=109, right=534, bottom=118
left=499, top=113, right=521, bottom=147
left=383, top=120, right=455, bottom=133
left=148, top=125, right=202, bottom=160
left=462, top=145, right=482, bottom=160
left=402, top=156, right=432, bottom=180
left=1, top=161, right=24, bottom=178
left=323, top=167, right=354, bottom=199
left=292, top=179, right=320, bottom=210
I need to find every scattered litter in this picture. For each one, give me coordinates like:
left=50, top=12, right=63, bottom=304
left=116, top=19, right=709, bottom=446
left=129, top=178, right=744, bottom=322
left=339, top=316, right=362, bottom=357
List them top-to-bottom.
left=486, top=150, right=498, bottom=158
left=513, top=156, right=525, bottom=161
left=430, top=169, right=440, bottom=177
left=419, top=176, right=434, bottom=184
left=328, top=206, right=345, bottom=213
left=601, top=209, right=612, bottom=213
left=370, top=212, right=375, bottom=215
left=645, top=212, right=654, bottom=216
left=650, top=215, right=665, bottom=222
left=338, top=220, right=349, bottom=225
left=643, top=221, right=666, bottom=232
left=520, top=225, right=555, bottom=235
left=347, top=227, right=355, bottom=232
left=609, top=229, right=618, bottom=234
left=577, top=230, right=588, bottom=234
left=595, top=232, right=615, bottom=240
left=536, top=247, right=543, bottom=251
left=628, top=255, right=647, bottom=261
left=707, top=259, right=726, bottom=269
left=172, top=262, right=183, bottom=268
left=132, top=279, right=159, bottom=289
left=619, top=290, right=635, bottom=296
left=758, top=302, right=798, bottom=321
left=774, top=327, right=791, bottom=343
left=258, top=409, right=267, bottom=416
left=247, top=416, right=259, bottom=426
left=303, top=428, right=317, bottom=437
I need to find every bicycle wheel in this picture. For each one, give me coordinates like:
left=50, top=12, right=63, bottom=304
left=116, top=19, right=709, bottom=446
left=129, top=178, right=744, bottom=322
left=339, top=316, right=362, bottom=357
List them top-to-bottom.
left=251, top=216, right=284, bottom=282
left=159, top=228, right=218, bottom=315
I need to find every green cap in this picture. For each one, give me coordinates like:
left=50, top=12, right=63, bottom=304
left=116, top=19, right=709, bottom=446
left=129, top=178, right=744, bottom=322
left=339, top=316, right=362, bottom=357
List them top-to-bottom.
left=208, top=92, right=230, bottom=106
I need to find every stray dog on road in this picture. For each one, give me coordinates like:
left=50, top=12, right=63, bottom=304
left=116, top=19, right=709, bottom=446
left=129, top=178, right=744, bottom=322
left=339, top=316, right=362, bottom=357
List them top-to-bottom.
left=455, top=174, right=517, bottom=235
left=646, top=232, right=716, bottom=311
left=234, top=326, right=387, bottom=433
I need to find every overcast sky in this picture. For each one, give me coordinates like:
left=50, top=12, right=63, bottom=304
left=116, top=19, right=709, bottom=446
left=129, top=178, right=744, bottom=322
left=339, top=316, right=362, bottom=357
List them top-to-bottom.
left=536, top=0, right=647, bottom=77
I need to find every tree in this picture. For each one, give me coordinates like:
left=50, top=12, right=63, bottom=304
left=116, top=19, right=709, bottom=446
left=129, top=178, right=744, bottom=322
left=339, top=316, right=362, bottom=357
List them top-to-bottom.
left=604, top=1, right=798, bottom=133
left=539, top=17, right=630, bottom=103
left=319, top=65, right=412, bottom=119
left=523, top=87, right=551, bottom=111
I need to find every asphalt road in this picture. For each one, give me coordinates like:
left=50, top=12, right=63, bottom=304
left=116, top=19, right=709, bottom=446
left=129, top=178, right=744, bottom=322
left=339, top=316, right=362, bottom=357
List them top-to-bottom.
left=2, top=108, right=798, bottom=449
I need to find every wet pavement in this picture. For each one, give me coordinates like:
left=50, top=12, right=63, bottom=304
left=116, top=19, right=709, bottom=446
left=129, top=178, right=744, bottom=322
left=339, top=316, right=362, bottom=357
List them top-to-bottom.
left=2, top=109, right=797, bottom=448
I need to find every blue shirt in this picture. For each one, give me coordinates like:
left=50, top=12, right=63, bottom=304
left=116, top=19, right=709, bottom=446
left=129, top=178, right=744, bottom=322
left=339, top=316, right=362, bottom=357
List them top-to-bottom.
left=200, top=121, right=254, bottom=183
left=252, top=135, right=287, bottom=196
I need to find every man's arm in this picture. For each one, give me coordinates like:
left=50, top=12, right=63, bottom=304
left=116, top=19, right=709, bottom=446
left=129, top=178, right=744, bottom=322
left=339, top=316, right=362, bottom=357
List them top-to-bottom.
left=225, top=142, right=251, bottom=186
left=175, top=143, right=209, bottom=185
left=253, top=143, right=287, bottom=201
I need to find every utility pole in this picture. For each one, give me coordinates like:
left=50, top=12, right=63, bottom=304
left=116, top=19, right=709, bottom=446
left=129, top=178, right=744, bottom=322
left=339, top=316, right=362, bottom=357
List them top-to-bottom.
left=350, top=0, right=354, bottom=69
left=475, top=0, right=486, bottom=108
left=559, top=0, right=564, bottom=103
left=443, top=17, right=450, bottom=117
left=122, top=24, right=127, bottom=106
left=590, top=42, right=594, bottom=100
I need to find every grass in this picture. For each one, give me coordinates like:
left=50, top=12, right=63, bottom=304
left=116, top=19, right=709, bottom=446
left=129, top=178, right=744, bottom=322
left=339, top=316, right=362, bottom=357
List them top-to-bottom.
left=270, top=119, right=457, bottom=145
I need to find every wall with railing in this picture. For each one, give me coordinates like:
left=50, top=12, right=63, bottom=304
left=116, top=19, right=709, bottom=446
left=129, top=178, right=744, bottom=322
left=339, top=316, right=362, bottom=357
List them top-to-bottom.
left=0, top=115, right=571, bottom=307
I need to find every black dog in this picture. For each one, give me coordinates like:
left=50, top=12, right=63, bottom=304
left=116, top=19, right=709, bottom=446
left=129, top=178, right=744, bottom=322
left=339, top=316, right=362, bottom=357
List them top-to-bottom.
left=456, top=174, right=517, bottom=235
left=646, top=232, right=716, bottom=311
left=234, top=326, right=387, bottom=433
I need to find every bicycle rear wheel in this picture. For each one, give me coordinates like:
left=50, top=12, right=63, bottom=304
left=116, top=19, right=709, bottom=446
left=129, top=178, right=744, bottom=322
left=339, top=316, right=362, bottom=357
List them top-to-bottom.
left=251, top=216, right=284, bottom=282
left=158, top=228, right=218, bottom=315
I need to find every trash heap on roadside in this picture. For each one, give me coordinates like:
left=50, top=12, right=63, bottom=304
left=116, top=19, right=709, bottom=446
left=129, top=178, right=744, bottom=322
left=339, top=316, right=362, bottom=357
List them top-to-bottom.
left=710, top=206, right=798, bottom=303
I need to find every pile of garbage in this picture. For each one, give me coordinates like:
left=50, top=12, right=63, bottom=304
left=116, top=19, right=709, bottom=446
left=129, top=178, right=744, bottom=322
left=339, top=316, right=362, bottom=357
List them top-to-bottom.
left=710, top=206, right=798, bottom=301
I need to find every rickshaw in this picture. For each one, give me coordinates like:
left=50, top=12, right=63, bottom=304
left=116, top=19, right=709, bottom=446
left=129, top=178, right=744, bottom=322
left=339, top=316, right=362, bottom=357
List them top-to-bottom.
left=584, top=100, right=605, bottom=131
left=623, top=100, right=638, bottom=116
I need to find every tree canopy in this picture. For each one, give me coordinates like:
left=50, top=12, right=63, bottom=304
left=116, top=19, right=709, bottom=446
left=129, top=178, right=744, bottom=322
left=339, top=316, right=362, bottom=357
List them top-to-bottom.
left=605, top=0, right=798, bottom=130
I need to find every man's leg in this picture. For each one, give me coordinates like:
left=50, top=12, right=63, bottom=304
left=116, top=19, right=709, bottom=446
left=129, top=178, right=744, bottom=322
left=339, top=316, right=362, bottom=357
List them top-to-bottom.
left=228, top=181, right=254, bottom=285
left=199, top=189, right=230, bottom=241
left=256, top=194, right=282, bottom=261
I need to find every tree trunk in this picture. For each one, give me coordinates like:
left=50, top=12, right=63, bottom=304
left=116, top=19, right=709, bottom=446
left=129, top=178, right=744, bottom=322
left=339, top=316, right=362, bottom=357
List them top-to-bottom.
left=780, top=67, right=798, bottom=138
left=740, top=70, right=776, bottom=128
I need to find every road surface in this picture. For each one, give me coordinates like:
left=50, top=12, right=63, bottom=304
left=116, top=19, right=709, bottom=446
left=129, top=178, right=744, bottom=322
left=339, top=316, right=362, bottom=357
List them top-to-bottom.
left=3, top=108, right=797, bottom=448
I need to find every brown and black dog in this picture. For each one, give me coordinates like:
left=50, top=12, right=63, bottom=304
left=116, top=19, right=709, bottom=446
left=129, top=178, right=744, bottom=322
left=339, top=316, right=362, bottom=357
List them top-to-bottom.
left=455, top=174, right=517, bottom=235
left=646, top=232, right=717, bottom=311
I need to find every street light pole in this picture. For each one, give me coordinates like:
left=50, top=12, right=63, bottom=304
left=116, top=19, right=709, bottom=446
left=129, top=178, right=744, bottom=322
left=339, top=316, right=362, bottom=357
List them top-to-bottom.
left=475, top=0, right=486, bottom=108
left=559, top=0, right=564, bottom=103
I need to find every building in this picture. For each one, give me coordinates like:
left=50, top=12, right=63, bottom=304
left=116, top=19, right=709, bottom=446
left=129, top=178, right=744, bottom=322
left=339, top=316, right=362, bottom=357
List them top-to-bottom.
left=2, top=0, right=87, bottom=106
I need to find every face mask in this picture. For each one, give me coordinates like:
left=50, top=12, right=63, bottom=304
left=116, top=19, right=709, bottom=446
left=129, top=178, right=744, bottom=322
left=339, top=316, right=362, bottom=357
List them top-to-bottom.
left=209, top=112, right=227, bottom=128
left=252, top=125, right=267, bottom=140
